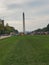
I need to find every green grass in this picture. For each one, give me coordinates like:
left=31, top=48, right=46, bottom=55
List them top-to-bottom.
left=0, top=35, right=49, bottom=65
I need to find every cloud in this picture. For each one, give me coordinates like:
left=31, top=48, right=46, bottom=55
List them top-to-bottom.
left=0, top=0, right=49, bottom=31
left=4, top=15, right=49, bottom=32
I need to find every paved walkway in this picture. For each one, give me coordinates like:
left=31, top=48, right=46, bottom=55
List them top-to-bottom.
left=0, top=35, right=11, bottom=39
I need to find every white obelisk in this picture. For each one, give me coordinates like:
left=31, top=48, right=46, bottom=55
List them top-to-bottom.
left=23, top=12, right=25, bottom=34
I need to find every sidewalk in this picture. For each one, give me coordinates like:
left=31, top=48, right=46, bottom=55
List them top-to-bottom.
left=0, top=35, right=11, bottom=39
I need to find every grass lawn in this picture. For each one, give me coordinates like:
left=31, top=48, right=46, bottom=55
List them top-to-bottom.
left=0, top=35, right=49, bottom=65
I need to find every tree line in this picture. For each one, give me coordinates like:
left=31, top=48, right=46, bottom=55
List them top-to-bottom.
left=0, top=23, right=18, bottom=35
left=34, top=24, right=49, bottom=32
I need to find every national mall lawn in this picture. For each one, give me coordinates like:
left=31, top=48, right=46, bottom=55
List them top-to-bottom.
left=0, top=35, right=49, bottom=65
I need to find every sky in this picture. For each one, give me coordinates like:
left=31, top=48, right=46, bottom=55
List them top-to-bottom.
left=0, top=0, right=49, bottom=32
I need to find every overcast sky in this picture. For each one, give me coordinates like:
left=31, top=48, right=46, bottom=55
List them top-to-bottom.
left=0, top=0, right=49, bottom=32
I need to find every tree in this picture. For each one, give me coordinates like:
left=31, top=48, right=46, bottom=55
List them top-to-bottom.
left=0, top=22, right=18, bottom=35
left=4, top=23, right=18, bottom=34
left=0, top=24, right=4, bottom=34
left=47, top=24, right=49, bottom=31
left=4, top=26, right=15, bottom=34
left=15, top=30, right=19, bottom=34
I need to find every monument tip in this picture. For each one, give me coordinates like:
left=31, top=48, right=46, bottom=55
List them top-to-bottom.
left=23, top=12, right=24, bottom=14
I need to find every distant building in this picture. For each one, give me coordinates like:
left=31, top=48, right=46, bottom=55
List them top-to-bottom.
left=0, top=19, right=4, bottom=26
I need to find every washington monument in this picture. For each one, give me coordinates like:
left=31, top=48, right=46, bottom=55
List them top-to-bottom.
left=23, top=12, right=25, bottom=34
